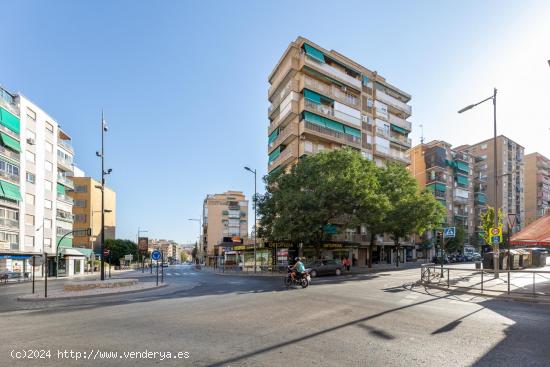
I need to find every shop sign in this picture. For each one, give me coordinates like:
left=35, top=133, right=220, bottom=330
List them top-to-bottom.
left=322, top=243, right=343, bottom=249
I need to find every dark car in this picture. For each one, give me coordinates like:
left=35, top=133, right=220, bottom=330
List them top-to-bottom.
left=306, top=259, right=344, bottom=277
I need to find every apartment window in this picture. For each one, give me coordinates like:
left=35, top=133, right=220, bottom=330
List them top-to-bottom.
left=26, top=108, right=36, bottom=122
left=45, top=121, right=54, bottom=133
left=27, top=129, right=36, bottom=141
left=304, top=141, right=313, bottom=153
left=45, top=142, right=53, bottom=153
left=481, top=143, right=487, bottom=150
left=317, top=144, right=325, bottom=152
left=26, top=150, right=35, bottom=163
left=362, top=151, right=373, bottom=160
left=0, top=159, right=19, bottom=178
left=45, top=161, right=53, bottom=172
left=26, top=172, right=35, bottom=184
left=44, top=180, right=52, bottom=192
left=74, top=185, right=87, bottom=193
left=25, top=193, right=35, bottom=206
left=44, top=199, right=52, bottom=209
left=74, top=199, right=87, bottom=207
left=25, top=214, right=34, bottom=226
left=74, top=214, right=87, bottom=223
left=43, top=218, right=52, bottom=229
left=0, top=231, right=18, bottom=245
left=25, top=236, right=34, bottom=247
left=43, top=238, right=51, bottom=248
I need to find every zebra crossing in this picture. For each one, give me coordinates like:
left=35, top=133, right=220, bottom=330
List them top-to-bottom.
left=163, top=271, right=198, bottom=276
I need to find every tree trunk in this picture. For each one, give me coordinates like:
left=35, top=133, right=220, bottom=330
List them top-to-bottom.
left=368, top=232, right=376, bottom=268
left=394, top=238, right=400, bottom=268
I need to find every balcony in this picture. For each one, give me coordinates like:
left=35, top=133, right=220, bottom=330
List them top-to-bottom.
left=268, top=52, right=300, bottom=99
left=302, top=54, right=361, bottom=90
left=303, top=75, right=360, bottom=109
left=268, top=79, right=299, bottom=118
left=375, top=90, right=412, bottom=116
left=268, top=93, right=300, bottom=135
left=304, top=99, right=334, bottom=118
left=388, top=113, right=412, bottom=131
left=301, top=120, right=361, bottom=148
left=268, top=121, right=298, bottom=154
left=0, top=124, right=19, bottom=139
left=389, top=133, right=412, bottom=148
left=58, top=140, right=74, bottom=154
left=268, top=141, right=298, bottom=171
left=0, top=145, right=19, bottom=162
left=389, top=149, right=410, bottom=164
left=57, top=156, right=73, bottom=171
left=0, top=170, right=19, bottom=184
left=426, top=173, right=446, bottom=184
left=57, top=175, right=74, bottom=189
left=57, top=193, right=74, bottom=204
left=56, top=210, right=73, bottom=223
left=0, top=218, right=18, bottom=229
left=330, top=233, right=369, bottom=243
left=0, top=242, right=19, bottom=251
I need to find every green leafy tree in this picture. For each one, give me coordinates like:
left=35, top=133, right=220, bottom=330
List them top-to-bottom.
left=479, top=206, right=503, bottom=246
left=446, top=226, right=467, bottom=253
left=104, top=239, right=138, bottom=266
left=192, top=244, right=198, bottom=262
left=180, top=251, right=189, bottom=263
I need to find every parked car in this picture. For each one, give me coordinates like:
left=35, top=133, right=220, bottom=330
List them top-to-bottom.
left=432, top=255, right=450, bottom=264
left=305, top=259, right=344, bottom=277
left=161, top=262, right=169, bottom=267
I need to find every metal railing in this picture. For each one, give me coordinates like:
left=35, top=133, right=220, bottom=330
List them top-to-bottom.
left=0, top=145, right=20, bottom=161
left=0, top=170, right=19, bottom=183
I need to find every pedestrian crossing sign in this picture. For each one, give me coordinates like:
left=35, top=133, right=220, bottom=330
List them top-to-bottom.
left=443, top=227, right=456, bottom=238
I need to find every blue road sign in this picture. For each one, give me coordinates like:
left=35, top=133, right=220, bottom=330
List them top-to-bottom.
left=443, top=227, right=456, bottom=238
left=492, top=236, right=501, bottom=244
left=151, top=250, right=161, bottom=261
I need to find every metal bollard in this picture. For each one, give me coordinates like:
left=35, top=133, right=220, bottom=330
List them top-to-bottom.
left=447, top=269, right=450, bottom=288
left=481, top=270, right=483, bottom=294
left=533, top=272, right=536, bottom=297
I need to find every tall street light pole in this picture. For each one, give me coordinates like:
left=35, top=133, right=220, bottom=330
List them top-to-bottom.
left=458, top=88, right=500, bottom=278
left=96, top=111, right=112, bottom=281
left=244, top=167, right=257, bottom=273
left=188, top=218, right=201, bottom=263
left=138, top=227, right=148, bottom=271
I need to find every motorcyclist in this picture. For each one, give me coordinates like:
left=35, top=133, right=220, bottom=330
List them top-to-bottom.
left=290, top=257, right=305, bottom=280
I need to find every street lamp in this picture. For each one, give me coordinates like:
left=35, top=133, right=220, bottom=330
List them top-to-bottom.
left=458, top=88, right=500, bottom=278
left=96, top=110, right=112, bottom=281
left=244, top=166, right=257, bottom=273
left=506, top=212, right=517, bottom=294
left=188, top=218, right=201, bottom=264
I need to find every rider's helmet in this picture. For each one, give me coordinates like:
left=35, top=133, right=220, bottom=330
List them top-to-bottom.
left=295, top=257, right=300, bottom=261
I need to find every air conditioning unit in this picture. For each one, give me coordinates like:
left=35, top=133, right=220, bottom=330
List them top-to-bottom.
left=361, top=115, right=369, bottom=123
left=27, top=138, right=35, bottom=145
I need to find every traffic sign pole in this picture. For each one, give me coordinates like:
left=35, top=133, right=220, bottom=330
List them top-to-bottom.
left=161, top=251, right=164, bottom=284
left=32, top=255, right=35, bottom=294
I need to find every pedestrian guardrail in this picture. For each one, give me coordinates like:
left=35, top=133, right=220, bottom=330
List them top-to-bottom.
left=420, top=263, right=550, bottom=298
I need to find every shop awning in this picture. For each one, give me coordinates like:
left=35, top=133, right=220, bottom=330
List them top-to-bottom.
left=0, top=132, right=20, bottom=152
left=0, top=180, right=22, bottom=201
left=511, top=214, right=550, bottom=246
left=61, top=248, right=86, bottom=257
left=73, top=248, right=93, bottom=257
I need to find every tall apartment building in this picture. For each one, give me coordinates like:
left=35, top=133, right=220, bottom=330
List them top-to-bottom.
left=267, top=37, right=412, bottom=174
left=0, top=85, right=82, bottom=276
left=456, top=135, right=525, bottom=232
left=408, top=141, right=477, bottom=255
left=523, top=153, right=550, bottom=224
left=70, top=176, right=116, bottom=253
left=202, top=191, right=248, bottom=264
left=147, top=239, right=180, bottom=263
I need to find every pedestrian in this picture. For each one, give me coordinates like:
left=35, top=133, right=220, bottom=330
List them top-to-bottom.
left=346, top=257, right=351, bottom=271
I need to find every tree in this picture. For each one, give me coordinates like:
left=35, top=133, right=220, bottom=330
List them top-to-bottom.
left=257, top=148, right=382, bottom=257
left=378, top=163, right=446, bottom=266
left=479, top=206, right=503, bottom=246
left=446, top=226, right=467, bottom=254
left=104, top=239, right=138, bottom=266
left=191, top=244, right=198, bottom=262
left=180, top=251, right=189, bottom=263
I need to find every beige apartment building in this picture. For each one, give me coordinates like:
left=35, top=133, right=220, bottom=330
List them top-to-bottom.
left=268, top=36, right=412, bottom=175
left=267, top=37, right=413, bottom=266
left=456, top=135, right=525, bottom=232
left=408, top=141, right=477, bottom=257
left=524, top=153, right=550, bottom=225
left=70, top=176, right=116, bottom=253
left=202, top=191, right=248, bottom=264
left=147, top=239, right=180, bottom=263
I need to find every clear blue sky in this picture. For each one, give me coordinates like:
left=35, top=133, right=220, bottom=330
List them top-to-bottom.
left=1, top=0, right=549, bottom=243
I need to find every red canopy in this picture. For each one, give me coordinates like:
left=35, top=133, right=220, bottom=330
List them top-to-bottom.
left=510, top=214, right=550, bottom=246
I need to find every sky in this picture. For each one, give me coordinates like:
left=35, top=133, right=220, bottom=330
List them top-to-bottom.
left=1, top=0, right=549, bottom=243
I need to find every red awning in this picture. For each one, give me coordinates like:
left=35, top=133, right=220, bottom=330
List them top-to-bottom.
left=510, top=214, right=550, bottom=246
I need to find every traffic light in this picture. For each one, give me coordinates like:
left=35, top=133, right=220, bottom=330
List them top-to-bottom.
left=435, top=230, right=443, bottom=248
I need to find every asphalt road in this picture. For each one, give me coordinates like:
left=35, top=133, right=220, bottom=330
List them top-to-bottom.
left=1, top=264, right=549, bottom=367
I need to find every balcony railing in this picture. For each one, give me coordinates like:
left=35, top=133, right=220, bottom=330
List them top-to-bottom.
left=303, top=54, right=361, bottom=89
left=376, top=90, right=412, bottom=116
left=304, top=99, right=334, bottom=117
left=388, top=113, right=412, bottom=131
left=302, top=121, right=361, bottom=148
left=269, top=122, right=298, bottom=151
left=0, top=124, right=19, bottom=139
left=389, top=133, right=412, bottom=148
left=58, top=140, right=74, bottom=153
left=269, top=142, right=297, bottom=168
left=0, top=145, right=20, bottom=161
left=389, top=149, right=410, bottom=163
left=57, top=157, right=73, bottom=170
left=0, top=170, right=19, bottom=184
left=57, top=175, right=74, bottom=188
left=57, top=193, right=74, bottom=204
left=56, top=212, right=73, bottom=223
left=0, top=218, right=18, bottom=229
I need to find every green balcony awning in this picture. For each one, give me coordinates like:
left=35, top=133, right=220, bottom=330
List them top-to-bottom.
left=303, top=43, right=325, bottom=63
left=362, top=76, right=369, bottom=86
left=304, top=89, right=321, bottom=104
left=0, top=107, right=20, bottom=135
left=303, top=111, right=325, bottom=127
left=325, top=119, right=344, bottom=133
left=390, top=124, right=408, bottom=134
left=344, top=125, right=361, bottom=138
left=268, top=128, right=279, bottom=144
left=0, top=132, right=20, bottom=152
left=269, top=146, right=281, bottom=162
left=456, top=161, right=469, bottom=173
left=269, top=165, right=283, bottom=176
left=456, top=175, right=469, bottom=185
left=0, top=180, right=22, bottom=201
left=57, top=183, right=66, bottom=195
left=427, top=183, right=446, bottom=192
left=323, top=224, right=337, bottom=234
left=57, top=235, right=73, bottom=249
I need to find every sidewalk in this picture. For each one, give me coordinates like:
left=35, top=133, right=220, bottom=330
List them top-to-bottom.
left=0, top=268, right=137, bottom=285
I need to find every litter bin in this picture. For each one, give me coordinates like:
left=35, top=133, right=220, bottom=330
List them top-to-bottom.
left=531, top=249, right=548, bottom=267
left=508, top=250, right=520, bottom=270
left=483, top=252, right=493, bottom=269
left=475, top=261, right=482, bottom=270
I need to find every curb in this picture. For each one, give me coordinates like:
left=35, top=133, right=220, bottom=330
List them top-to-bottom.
left=17, top=283, right=169, bottom=302
left=422, top=283, right=550, bottom=304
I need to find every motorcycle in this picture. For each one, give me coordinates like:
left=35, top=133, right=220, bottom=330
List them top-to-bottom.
left=284, top=266, right=310, bottom=288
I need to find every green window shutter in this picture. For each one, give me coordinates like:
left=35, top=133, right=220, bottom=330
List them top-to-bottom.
left=303, top=44, right=325, bottom=63
left=303, top=89, right=321, bottom=104
left=0, top=107, right=20, bottom=135
left=303, top=111, right=326, bottom=127
left=325, top=119, right=344, bottom=133
left=390, top=124, right=408, bottom=134
left=344, top=126, right=361, bottom=138
left=268, top=128, right=279, bottom=144
left=0, top=132, right=20, bottom=152
left=269, top=146, right=281, bottom=162
left=456, top=161, right=469, bottom=173
left=269, top=165, right=283, bottom=176
left=456, top=175, right=469, bottom=185
left=0, top=180, right=22, bottom=201
left=57, top=183, right=66, bottom=195
left=435, top=183, right=447, bottom=191
left=222, top=210, right=229, bottom=215
left=323, top=224, right=337, bottom=234
left=57, top=235, right=73, bottom=249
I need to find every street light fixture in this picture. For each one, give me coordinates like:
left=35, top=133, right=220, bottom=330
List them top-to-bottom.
left=458, top=88, right=500, bottom=279
left=244, top=166, right=257, bottom=273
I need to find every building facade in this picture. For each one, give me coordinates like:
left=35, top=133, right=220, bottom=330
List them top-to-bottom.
left=267, top=37, right=413, bottom=266
left=0, top=85, right=82, bottom=277
left=456, top=135, right=525, bottom=232
left=408, top=141, right=477, bottom=257
left=524, top=153, right=550, bottom=225
left=70, top=176, right=116, bottom=253
left=202, top=191, right=248, bottom=264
